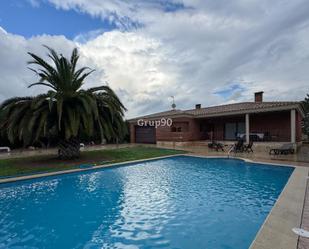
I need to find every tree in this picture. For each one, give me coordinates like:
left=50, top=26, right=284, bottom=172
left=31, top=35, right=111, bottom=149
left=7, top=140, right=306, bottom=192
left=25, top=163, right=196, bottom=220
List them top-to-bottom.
left=0, top=46, right=127, bottom=159
left=303, top=94, right=309, bottom=138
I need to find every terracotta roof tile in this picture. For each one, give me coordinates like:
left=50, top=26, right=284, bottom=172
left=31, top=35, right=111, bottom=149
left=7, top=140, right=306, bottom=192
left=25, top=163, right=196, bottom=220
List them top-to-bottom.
left=129, top=101, right=302, bottom=121
left=185, top=101, right=300, bottom=116
left=132, top=109, right=187, bottom=119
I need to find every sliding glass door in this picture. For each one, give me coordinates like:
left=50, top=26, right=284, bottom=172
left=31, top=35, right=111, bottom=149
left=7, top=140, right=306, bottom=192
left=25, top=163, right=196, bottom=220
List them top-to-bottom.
left=224, top=122, right=245, bottom=140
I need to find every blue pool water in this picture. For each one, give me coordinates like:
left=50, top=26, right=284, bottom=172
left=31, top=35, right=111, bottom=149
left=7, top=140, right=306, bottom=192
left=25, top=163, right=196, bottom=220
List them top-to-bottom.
left=0, top=156, right=293, bottom=249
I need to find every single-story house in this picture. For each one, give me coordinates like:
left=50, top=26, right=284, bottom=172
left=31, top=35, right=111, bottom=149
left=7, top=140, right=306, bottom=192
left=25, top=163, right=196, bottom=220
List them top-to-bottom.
left=128, top=92, right=305, bottom=145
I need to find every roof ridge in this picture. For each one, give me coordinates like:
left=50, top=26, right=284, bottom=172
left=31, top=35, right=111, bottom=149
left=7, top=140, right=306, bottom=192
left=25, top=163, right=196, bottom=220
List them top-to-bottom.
left=128, top=100, right=303, bottom=121
left=184, top=100, right=301, bottom=112
left=257, top=101, right=300, bottom=103
left=184, top=102, right=251, bottom=112
left=128, top=109, right=184, bottom=121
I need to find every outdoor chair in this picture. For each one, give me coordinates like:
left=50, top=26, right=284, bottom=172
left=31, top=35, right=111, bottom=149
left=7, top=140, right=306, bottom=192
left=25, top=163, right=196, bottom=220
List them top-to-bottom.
left=263, top=132, right=272, bottom=141
left=231, top=139, right=244, bottom=153
left=208, top=141, right=225, bottom=152
left=244, top=141, right=254, bottom=153
left=269, top=143, right=295, bottom=155
left=0, top=147, right=10, bottom=153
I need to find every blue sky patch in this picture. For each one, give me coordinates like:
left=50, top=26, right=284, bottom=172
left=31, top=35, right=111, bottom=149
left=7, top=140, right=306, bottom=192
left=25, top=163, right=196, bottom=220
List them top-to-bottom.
left=0, top=0, right=116, bottom=39
left=0, top=0, right=186, bottom=40
left=161, top=1, right=186, bottom=12
left=214, top=83, right=245, bottom=99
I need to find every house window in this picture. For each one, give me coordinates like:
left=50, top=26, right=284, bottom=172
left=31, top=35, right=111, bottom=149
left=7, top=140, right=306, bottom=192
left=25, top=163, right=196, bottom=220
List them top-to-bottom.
left=171, top=122, right=189, bottom=132
left=224, top=122, right=245, bottom=140
left=200, top=123, right=214, bottom=132
left=200, top=124, right=207, bottom=132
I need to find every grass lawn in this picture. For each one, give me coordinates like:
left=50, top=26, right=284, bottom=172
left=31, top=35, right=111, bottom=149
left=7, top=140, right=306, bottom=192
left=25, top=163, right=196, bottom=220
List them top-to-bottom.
left=0, top=146, right=186, bottom=178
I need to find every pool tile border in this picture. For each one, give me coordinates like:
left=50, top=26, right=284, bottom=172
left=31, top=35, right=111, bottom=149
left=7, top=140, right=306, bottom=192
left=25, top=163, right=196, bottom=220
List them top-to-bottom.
left=0, top=153, right=306, bottom=249
left=186, top=153, right=308, bottom=249
left=0, top=154, right=185, bottom=184
left=0, top=154, right=296, bottom=184
left=249, top=166, right=308, bottom=249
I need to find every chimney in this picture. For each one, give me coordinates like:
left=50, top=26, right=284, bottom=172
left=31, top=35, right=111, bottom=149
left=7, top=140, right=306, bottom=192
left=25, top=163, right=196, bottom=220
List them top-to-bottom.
left=254, top=91, right=264, bottom=102
left=195, top=104, right=201, bottom=109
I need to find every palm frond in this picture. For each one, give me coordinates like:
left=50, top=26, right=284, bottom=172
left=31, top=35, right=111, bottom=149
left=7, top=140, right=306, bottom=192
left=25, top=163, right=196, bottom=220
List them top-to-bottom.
left=1, top=46, right=127, bottom=148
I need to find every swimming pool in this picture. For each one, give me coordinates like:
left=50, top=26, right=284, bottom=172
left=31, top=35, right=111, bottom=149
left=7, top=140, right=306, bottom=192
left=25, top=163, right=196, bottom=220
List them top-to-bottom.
left=0, top=156, right=293, bottom=249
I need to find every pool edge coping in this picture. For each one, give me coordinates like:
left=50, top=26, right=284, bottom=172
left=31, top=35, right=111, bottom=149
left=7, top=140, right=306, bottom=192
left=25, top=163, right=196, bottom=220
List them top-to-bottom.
left=0, top=153, right=306, bottom=249
left=185, top=153, right=307, bottom=249
left=0, top=154, right=187, bottom=184
left=0, top=154, right=299, bottom=184
left=178, top=154, right=307, bottom=249
left=248, top=166, right=308, bottom=249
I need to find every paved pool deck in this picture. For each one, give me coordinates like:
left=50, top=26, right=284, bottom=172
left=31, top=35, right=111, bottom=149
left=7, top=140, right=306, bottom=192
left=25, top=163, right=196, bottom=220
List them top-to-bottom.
left=156, top=142, right=309, bottom=249
left=1, top=144, right=309, bottom=249
left=158, top=144, right=309, bottom=249
left=183, top=153, right=309, bottom=249
left=249, top=165, right=308, bottom=249
left=298, top=179, right=309, bottom=249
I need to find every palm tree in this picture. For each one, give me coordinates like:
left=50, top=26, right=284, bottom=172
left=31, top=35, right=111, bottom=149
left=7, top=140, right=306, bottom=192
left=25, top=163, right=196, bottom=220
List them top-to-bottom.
left=0, top=46, right=127, bottom=159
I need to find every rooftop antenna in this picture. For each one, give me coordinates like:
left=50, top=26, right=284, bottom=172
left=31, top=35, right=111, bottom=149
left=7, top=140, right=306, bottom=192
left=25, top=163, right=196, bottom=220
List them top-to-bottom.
left=170, top=96, right=176, bottom=110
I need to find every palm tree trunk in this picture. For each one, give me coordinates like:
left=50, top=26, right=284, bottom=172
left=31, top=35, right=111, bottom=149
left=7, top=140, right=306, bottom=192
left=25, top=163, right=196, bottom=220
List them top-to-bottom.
left=58, top=138, right=80, bottom=159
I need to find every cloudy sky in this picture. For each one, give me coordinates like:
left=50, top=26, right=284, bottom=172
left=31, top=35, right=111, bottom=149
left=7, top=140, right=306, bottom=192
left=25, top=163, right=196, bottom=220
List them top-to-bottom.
left=0, top=0, right=309, bottom=118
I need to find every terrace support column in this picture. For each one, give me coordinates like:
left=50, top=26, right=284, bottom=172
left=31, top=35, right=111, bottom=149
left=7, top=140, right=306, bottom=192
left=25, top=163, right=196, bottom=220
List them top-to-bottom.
left=290, top=109, right=296, bottom=143
left=245, top=113, right=250, bottom=144
left=130, top=123, right=136, bottom=143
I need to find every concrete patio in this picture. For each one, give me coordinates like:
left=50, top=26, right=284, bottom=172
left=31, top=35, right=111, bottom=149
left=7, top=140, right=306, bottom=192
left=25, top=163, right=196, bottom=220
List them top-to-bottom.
left=157, top=141, right=309, bottom=164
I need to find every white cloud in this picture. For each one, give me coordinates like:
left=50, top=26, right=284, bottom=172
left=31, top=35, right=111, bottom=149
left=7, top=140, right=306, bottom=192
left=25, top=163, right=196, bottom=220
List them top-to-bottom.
left=1, top=0, right=309, bottom=118
left=27, top=0, right=41, bottom=8
left=0, top=28, right=75, bottom=101
left=0, top=28, right=181, bottom=118
left=78, top=31, right=183, bottom=117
